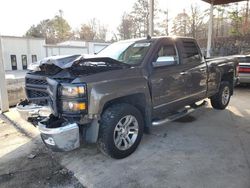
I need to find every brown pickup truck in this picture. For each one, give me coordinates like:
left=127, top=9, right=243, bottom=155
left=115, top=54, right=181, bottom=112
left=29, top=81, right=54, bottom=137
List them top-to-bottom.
left=17, top=36, right=238, bottom=159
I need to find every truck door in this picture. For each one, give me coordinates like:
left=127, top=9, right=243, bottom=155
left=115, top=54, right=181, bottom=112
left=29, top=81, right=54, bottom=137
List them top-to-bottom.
left=150, top=39, right=190, bottom=115
left=179, top=39, right=207, bottom=102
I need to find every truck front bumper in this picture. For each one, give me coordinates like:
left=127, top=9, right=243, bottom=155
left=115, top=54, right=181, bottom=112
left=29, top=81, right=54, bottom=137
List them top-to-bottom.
left=17, top=101, right=81, bottom=152
left=38, top=118, right=80, bottom=152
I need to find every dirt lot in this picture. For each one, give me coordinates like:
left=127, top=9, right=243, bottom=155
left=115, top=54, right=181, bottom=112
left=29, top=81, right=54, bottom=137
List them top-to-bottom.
left=0, top=86, right=250, bottom=188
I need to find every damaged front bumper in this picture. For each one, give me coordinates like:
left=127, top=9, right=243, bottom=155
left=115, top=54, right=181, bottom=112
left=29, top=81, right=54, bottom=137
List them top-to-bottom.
left=16, top=100, right=51, bottom=121
left=17, top=101, right=81, bottom=152
left=38, top=118, right=80, bottom=152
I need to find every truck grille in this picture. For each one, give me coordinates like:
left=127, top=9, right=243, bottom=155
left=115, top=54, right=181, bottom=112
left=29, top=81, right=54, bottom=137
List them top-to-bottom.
left=25, top=76, right=49, bottom=100
left=26, top=78, right=47, bottom=85
left=27, top=90, right=48, bottom=98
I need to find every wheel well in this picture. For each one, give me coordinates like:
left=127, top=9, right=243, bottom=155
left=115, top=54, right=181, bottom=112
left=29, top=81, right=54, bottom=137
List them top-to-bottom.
left=221, top=72, right=234, bottom=95
left=102, top=93, right=151, bottom=132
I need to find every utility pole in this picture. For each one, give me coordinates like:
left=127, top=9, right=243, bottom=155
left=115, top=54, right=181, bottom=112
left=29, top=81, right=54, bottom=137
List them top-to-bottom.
left=149, top=0, right=154, bottom=36
left=244, top=0, right=249, bottom=34
left=206, top=1, right=214, bottom=58
left=59, top=9, right=64, bottom=41
left=164, top=10, right=169, bottom=36
left=0, top=36, right=9, bottom=112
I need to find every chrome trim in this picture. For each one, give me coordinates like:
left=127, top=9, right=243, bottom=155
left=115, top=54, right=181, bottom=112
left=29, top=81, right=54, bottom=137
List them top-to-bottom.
left=38, top=120, right=78, bottom=135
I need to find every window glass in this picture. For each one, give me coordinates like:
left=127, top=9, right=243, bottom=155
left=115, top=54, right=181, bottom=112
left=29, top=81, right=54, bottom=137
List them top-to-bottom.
left=97, top=41, right=151, bottom=65
left=182, top=41, right=201, bottom=64
left=154, top=43, right=178, bottom=67
left=10, top=55, right=17, bottom=70
left=22, top=55, right=27, bottom=70
left=32, top=55, right=37, bottom=63
left=243, top=56, right=250, bottom=63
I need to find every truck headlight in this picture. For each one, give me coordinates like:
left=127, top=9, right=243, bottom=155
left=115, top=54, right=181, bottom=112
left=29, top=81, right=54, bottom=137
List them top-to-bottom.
left=28, top=61, right=41, bottom=71
left=60, top=84, right=86, bottom=98
left=62, top=101, right=87, bottom=112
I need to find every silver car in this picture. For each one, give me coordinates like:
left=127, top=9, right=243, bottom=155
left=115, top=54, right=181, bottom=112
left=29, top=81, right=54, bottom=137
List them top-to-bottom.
left=238, top=55, right=250, bottom=84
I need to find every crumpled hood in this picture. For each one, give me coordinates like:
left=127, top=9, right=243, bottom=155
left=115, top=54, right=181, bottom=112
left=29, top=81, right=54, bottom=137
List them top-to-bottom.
left=38, top=54, right=130, bottom=69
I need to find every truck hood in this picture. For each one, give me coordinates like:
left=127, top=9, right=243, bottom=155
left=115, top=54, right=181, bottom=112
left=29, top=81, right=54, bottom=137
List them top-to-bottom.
left=29, top=54, right=131, bottom=77
left=37, top=54, right=130, bottom=69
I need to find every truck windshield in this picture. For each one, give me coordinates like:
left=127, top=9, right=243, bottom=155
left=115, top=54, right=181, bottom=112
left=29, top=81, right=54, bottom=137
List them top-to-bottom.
left=97, top=41, right=151, bottom=65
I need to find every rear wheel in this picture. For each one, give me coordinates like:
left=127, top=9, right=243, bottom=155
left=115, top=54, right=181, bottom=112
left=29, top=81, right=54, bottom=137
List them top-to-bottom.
left=210, top=81, right=231, bottom=110
left=97, top=103, right=144, bottom=159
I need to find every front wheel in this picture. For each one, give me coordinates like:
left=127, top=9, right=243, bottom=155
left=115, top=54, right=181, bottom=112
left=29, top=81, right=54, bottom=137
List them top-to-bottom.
left=210, top=81, right=231, bottom=110
left=97, top=103, right=144, bottom=159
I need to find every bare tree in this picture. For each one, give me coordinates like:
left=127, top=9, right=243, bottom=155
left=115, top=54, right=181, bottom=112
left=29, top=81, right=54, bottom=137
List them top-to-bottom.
left=190, top=4, right=204, bottom=38
left=171, top=10, right=191, bottom=36
left=117, top=12, right=134, bottom=39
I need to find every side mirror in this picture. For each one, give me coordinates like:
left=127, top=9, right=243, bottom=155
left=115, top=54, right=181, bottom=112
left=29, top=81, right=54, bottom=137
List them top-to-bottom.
left=153, top=56, right=176, bottom=67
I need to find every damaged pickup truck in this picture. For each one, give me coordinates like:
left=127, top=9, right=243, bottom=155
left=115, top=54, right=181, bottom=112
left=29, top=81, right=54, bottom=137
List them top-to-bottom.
left=17, top=36, right=238, bottom=159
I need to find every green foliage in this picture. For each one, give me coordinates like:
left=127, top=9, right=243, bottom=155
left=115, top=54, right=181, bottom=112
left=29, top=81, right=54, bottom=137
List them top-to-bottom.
left=228, top=10, right=243, bottom=36
left=25, top=11, right=71, bottom=43
left=26, top=13, right=107, bottom=43
left=52, top=15, right=71, bottom=41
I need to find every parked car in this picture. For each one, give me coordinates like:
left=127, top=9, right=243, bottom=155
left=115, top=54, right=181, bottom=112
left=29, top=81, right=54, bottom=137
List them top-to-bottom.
left=17, top=36, right=238, bottom=159
left=237, top=55, right=250, bottom=84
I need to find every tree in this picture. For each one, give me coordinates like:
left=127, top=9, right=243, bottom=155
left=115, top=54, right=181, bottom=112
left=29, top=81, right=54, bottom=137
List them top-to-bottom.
left=117, top=0, right=161, bottom=39
left=131, top=0, right=149, bottom=37
left=228, top=3, right=243, bottom=36
left=190, top=4, right=204, bottom=38
left=25, top=10, right=72, bottom=43
left=52, top=10, right=72, bottom=41
left=158, top=10, right=169, bottom=36
left=172, top=10, right=191, bottom=36
left=117, top=12, right=134, bottom=39
left=79, top=18, right=108, bottom=41
left=25, top=19, right=57, bottom=43
left=79, top=24, right=96, bottom=41
left=96, top=24, right=108, bottom=41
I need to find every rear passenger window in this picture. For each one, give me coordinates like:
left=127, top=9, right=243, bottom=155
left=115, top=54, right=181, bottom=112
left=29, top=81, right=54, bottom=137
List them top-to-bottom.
left=182, top=41, right=201, bottom=64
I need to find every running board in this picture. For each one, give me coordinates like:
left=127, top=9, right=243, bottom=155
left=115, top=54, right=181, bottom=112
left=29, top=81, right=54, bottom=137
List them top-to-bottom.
left=152, top=100, right=207, bottom=126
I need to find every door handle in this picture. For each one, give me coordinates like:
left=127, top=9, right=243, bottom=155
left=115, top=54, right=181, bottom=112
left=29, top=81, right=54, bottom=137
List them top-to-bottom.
left=200, top=68, right=206, bottom=72
left=180, top=71, right=188, bottom=75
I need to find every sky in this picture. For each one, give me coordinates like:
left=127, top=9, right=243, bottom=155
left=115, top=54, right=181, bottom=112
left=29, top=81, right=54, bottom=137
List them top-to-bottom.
left=0, top=0, right=222, bottom=37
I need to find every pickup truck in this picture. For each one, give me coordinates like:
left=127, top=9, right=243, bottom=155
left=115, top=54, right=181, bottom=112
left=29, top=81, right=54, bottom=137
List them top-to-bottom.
left=17, top=36, right=238, bottom=159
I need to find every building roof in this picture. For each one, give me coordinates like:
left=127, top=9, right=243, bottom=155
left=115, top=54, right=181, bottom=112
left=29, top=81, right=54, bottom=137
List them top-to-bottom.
left=202, top=0, right=245, bottom=5
left=0, top=35, right=45, bottom=40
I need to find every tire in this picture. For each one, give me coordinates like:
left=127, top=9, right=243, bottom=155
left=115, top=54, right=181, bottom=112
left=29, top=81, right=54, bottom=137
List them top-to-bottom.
left=210, top=81, right=231, bottom=110
left=97, top=103, right=144, bottom=159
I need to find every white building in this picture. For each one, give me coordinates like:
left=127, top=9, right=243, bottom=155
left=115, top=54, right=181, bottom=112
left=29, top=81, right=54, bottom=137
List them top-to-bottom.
left=0, top=36, right=110, bottom=71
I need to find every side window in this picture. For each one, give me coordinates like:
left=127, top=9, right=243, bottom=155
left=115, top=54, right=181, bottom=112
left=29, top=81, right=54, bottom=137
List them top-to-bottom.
left=182, top=41, right=201, bottom=64
left=153, top=42, right=178, bottom=67
left=10, top=55, right=17, bottom=70
left=32, top=55, right=37, bottom=63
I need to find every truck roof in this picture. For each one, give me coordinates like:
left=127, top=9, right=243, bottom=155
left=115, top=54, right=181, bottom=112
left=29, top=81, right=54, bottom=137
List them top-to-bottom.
left=116, top=36, right=195, bottom=44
